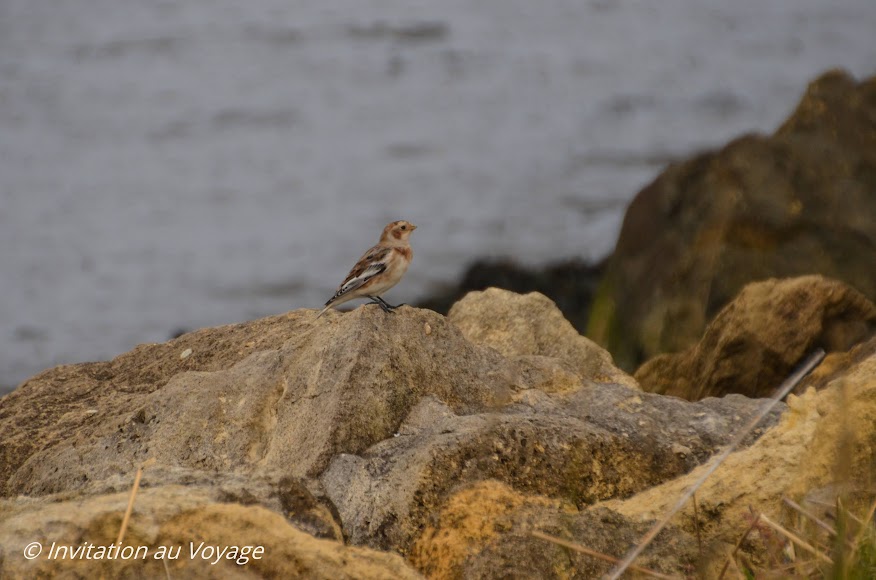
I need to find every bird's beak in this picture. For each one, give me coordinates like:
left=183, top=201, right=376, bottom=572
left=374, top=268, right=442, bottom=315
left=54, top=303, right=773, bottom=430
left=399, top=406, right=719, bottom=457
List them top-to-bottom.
left=410, top=224, right=418, bottom=230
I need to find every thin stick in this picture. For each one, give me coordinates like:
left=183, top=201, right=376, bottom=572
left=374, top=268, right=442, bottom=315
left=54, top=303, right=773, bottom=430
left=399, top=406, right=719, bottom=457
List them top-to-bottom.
left=605, top=349, right=825, bottom=580
left=116, top=458, right=155, bottom=545
left=116, top=466, right=144, bottom=545
left=692, top=492, right=703, bottom=557
left=783, top=497, right=837, bottom=537
left=806, top=498, right=838, bottom=510
left=717, top=512, right=761, bottom=580
left=759, top=513, right=833, bottom=564
left=530, top=531, right=680, bottom=580
left=768, top=559, right=819, bottom=574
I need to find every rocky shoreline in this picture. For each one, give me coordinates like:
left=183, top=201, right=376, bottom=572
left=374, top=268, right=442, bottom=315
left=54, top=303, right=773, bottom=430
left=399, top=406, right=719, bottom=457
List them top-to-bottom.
left=2, top=70, right=876, bottom=578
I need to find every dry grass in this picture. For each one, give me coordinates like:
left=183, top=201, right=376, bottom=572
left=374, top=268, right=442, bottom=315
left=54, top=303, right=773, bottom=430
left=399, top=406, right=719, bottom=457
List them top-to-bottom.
left=718, top=375, right=876, bottom=579
left=716, top=495, right=876, bottom=578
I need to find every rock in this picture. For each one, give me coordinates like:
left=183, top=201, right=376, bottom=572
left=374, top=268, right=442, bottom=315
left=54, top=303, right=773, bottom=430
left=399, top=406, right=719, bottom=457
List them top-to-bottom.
left=589, top=70, right=876, bottom=370
left=417, top=259, right=605, bottom=334
left=635, top=276, right=876, bottom=400
left=448, top=288, right=638, bottom=390
left=1, top=307, right=524, bottom=497
left=802, top=332, right=876, bottom=391
left=786, top=336, right=876, bottom=497
left=320, top=384, right=784, bottom=554
left=44, top=465, right=345, bottom=542
left=410, top=480, right=697, bottom=579
left=410, top=480, right=559, bottom=579
left=0, top=486, right=421, bottom=579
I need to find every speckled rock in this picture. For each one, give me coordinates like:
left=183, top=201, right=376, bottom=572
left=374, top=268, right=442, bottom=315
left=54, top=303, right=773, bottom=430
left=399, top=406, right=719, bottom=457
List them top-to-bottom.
left=321, top=384, right=783, bottom=555
left=410, top=481, right=696, bottom=580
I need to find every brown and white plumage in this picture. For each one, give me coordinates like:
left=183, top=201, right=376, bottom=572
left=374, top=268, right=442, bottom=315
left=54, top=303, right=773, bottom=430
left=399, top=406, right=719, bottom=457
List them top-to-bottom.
left=316, top=220, right=417, bottom=318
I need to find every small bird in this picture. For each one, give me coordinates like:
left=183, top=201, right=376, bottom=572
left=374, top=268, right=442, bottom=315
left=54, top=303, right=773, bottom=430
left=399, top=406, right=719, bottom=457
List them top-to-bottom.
left=316, top=220, right=417, bottom=318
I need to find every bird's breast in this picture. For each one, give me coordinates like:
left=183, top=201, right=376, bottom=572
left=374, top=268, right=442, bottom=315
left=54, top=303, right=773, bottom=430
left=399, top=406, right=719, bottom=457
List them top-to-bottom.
left=392, top=246, right=412, bottom=262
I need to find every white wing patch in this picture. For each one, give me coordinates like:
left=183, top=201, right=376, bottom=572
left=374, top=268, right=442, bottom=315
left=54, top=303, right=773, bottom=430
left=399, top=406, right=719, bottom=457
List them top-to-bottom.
left=335, top=262, right=385, bottom=297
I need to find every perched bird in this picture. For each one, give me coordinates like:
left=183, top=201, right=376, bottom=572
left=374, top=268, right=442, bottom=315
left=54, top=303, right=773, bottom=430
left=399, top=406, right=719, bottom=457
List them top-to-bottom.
left=316, top=220, right=417, bottom=318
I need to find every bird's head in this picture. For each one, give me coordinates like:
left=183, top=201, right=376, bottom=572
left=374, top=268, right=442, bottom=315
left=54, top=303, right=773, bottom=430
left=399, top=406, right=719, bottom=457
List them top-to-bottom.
left=381, top=220, right=417, bottom=243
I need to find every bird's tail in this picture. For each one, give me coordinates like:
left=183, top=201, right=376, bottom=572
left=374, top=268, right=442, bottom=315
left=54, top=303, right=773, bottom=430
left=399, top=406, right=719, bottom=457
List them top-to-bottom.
left=315, top=303, right=333, bottom=319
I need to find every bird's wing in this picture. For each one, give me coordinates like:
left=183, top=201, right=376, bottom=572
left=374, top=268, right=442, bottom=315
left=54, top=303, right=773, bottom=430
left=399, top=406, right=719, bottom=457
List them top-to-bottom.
left=325, top=245, right=392, bottom=305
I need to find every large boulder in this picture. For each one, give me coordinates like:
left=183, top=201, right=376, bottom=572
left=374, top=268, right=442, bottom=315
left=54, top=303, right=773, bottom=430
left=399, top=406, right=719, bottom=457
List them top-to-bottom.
left=589, top=70, right=876, bottom=370
left=635, top=276, right=876, bottom=400
left=1, top=306, right=528, bottom=497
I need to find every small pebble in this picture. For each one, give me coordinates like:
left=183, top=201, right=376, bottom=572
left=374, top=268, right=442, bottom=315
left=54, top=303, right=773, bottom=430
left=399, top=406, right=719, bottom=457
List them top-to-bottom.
left=424, top=323, right=432, bottom=336
left=180, top=348, right=193, bottom=360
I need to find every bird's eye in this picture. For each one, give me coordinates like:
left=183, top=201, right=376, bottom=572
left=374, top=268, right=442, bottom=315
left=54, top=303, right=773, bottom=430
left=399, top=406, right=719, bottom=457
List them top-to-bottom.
left=400, top=225, right=407, bottom=230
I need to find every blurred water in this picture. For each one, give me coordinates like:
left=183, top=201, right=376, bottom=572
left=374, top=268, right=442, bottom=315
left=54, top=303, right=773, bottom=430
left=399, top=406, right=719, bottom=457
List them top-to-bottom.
left=1, top=0, right=874, bottom=391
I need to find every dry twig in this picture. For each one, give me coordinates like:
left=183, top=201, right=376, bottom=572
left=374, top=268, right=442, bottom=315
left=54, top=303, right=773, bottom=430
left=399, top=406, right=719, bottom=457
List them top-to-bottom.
left=116, top=458, right=156, bottom=545
left=783, top=496, right=837, bottom=538
left=759, top=513, right=833, bottom=564
left=531, top=531, right=680, bottom=580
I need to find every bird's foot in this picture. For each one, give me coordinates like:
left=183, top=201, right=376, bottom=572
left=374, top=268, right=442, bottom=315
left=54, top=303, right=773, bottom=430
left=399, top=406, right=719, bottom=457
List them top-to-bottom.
left=368, top=296, right=403, bottom=313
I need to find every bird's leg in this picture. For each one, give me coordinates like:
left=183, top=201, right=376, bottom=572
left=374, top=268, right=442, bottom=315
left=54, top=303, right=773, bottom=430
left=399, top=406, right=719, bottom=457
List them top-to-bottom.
left=366, top=295, right=394, bottom=313
left=374, top=296, right=405, bottom=311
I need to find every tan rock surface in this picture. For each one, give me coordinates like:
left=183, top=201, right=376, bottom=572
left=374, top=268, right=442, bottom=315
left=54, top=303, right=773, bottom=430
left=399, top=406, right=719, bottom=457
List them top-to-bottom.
left=449, top=288, right=638, bottom=390
left=2, top=306, right=525, bottom=496
left=409, top=480, right=558, bottom=579
left=410, top=480, right=696, bottom=579
left=0, top=486, right=421, bottom=579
